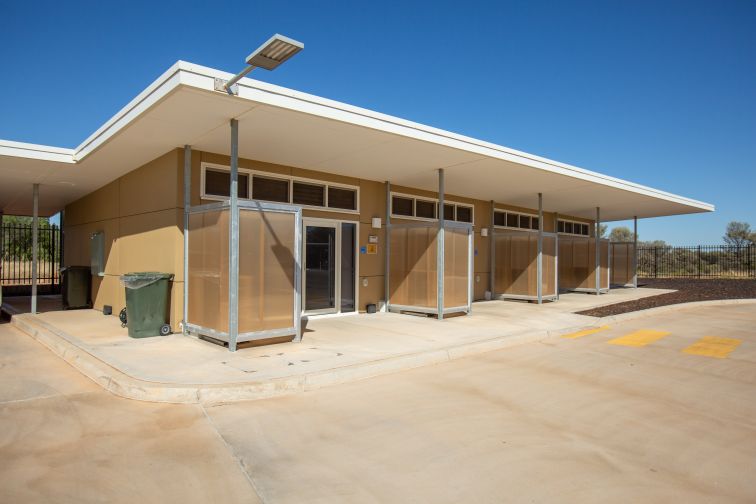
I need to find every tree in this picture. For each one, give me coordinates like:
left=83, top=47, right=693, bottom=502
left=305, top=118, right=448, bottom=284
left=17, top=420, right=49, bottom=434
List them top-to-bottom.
left=723, top=221, right=754, bottom=247
left=598, top=223, right=608, bottom=238
left=609, top=226, right=634, bottom=242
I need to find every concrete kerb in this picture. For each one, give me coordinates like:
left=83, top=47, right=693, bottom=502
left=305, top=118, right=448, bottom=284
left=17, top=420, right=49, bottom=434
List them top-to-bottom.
left=595, top=298, right=756, bottom=325
left=10, top=299, right=748, bottom=405
left=7, top=310, right=561, bottom=405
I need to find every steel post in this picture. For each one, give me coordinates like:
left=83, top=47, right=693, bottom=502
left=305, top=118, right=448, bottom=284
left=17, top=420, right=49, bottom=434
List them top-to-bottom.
left=228, top=119, right=240, bottom=351
left=182, top=145, right=191, bottom=335
left=437, top=169, right=445, bottom=320
left=385, top=181, right=391, bottom=312
left=31, top=184, right=39, bottom=314
left=537, top=193, right=543, bottom=304
left=489, top=200, right=495, bottom=299
left=595, top=207, right=600, bottom=295
left=555, top=212, right=560, bottom=300
left=633, top=216, right=638, bottom=288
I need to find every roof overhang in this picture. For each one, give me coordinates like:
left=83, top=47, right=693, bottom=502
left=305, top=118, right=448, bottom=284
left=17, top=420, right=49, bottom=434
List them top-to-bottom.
left=0, top=61, right=714, bottom=220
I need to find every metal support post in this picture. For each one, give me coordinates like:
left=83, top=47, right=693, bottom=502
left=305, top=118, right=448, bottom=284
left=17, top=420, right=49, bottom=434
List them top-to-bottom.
left=228, top=120, right=240, bottom=351
left=182, top=145, right=191, bottom=335
left=437, top=169, right=445, bottom=320
left=384, top=181, right=391, bottom=312
left=31, top=184, right=39, bottom=314
left=537, top=193, right=543, bottom=304
left=489, top=201, right=495, bottom=299
left=595, top=206, right=601, bottom=295
left=0, top=211, right=3, bottom=305
left=555, top=212, right=560, bottom=300
left=633, top=216, right=638, bottom=288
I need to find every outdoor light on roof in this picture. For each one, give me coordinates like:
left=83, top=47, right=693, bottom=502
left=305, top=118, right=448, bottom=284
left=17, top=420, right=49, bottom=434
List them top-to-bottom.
left=218, top=33, right=304, bottom=95
left=246, top=34, right=304, bottom=70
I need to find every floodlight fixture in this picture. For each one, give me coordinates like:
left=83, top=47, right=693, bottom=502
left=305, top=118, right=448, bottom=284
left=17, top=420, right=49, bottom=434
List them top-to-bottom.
left=218, top=34, right=304, bottom=95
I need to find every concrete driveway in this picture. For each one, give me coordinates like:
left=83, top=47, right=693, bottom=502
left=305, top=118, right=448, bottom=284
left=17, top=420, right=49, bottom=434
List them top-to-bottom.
left=2, top=302, right=755, bottom=503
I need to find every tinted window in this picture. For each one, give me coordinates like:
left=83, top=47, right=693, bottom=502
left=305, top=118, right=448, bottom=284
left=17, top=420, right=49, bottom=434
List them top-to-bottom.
left=205, top=169, right=249, bottom=198
left=252, top=176, right=289, bottom=202
left=293, top=182, right=325, bottom=207
left=328, top=187, right=357, bottom=210
left=392, top=196, right=413, bottom=216
left=415, top=199, right=436, bottom=219
left=443, top=204, right=455, bottom=221
left=456, top=206, right=472, bottom=223
left=494, top=211, right=506, bottom=227
left=506, top=213, right=518, bottom=228
left=518, top=216, right=531, bottom=229
left=531, top=216, right=539, bottom=230
left=558, top=221, right=565, bottom=233
left=565, top=222, right=574, bottom=234
left=582, top=224, right=590, bottom=236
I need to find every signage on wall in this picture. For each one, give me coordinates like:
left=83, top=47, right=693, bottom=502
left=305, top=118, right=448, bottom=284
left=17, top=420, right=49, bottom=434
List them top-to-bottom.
left=368, top=235, right=378, bottom=244
left=366, top=244, right=378, bottom=254
left=360, top=246, right=367, bottom=254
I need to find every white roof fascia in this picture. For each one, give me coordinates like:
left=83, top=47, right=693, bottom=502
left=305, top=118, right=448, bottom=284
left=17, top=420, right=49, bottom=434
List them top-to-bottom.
left=0, top=60, right=713, bottom=215
left=73, top=61, right=185, bottom=161
left=176, top=61, right=713, bottom=212
left=0, top=139, right=75, bottom=163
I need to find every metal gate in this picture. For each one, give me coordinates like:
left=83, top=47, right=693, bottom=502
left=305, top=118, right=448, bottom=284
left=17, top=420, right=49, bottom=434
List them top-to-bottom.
left=1, top=221, right=62, bottom=296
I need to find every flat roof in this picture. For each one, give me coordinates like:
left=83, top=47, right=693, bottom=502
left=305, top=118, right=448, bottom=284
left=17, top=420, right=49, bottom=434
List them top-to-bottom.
left=0, top=61, right=714, bottom=220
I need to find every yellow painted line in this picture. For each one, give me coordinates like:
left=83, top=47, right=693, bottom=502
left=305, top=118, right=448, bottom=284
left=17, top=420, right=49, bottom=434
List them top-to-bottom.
left=562, top=326, right=610, bottom=339
left=608, top=329, right=671, bottom=347
left=683, top=336, right=742, bottom=359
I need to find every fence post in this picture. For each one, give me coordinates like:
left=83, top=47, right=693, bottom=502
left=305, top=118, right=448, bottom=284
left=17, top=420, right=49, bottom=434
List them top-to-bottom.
left=697, top=245, right=701, bottom=279
left=654, top=247, right=658, bottom=278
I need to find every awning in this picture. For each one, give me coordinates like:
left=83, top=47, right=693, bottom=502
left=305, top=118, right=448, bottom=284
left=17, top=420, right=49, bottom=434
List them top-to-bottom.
left=0, top=61, right=714, bottom=220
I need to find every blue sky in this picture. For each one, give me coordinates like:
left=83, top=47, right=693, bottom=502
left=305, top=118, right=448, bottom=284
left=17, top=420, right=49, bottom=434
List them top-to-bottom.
left=2, top=0, right=754, bottom=244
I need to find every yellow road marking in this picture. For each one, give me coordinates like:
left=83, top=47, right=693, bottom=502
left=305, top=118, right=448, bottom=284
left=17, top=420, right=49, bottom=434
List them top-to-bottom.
left=562, top=326, right=610, bottom=339
left=608, top=329, right=671, bottom=347
left=683, top=336, right=742, bottom=359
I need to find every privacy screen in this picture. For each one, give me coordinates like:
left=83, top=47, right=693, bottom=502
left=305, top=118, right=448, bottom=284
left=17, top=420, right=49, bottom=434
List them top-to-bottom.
left=187, top=207, right=297, bottom=336
left=494, top=231, right=556, bottom=298
left=558, top=236, right=610, bottom=290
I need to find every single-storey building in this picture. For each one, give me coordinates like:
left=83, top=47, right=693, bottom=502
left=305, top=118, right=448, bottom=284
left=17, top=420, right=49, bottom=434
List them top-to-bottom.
left=0, top=59, right=713, bottom=350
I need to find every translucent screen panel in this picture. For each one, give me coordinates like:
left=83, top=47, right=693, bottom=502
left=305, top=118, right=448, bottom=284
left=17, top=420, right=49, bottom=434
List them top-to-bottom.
left=238, top=209, right=296, bottom=333
left=187, top=210, right=229, bottom=333
left=389, top=226, right=438, bottom=309
left=444, top=226, right=469, bottom=308
left=494, top=231, right=537, bottom=296
left=494, top=231, right=557, bottom=298
left=542, top=235, right=557, bottom=296
left=558, top=236, right=610, bottom=290
left=611, top=242, right=633, bottom=285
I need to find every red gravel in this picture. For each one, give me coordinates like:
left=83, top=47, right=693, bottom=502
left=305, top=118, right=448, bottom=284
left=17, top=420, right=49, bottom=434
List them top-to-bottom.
left=576, top=278, right=756, bottom=317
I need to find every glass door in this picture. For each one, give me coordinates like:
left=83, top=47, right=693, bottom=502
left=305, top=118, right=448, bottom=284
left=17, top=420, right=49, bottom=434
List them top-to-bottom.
left=303, top=219, right=357, bottom=315
left=304, top=223, right=337, bottom=314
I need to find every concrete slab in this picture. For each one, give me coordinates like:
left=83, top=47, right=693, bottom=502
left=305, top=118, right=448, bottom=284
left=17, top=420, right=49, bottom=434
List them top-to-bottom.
left=2, top=288, right=677, bottom=404
left=205, top=302, right=756, bottom=503
left=0, top=323, right=260, bottom=504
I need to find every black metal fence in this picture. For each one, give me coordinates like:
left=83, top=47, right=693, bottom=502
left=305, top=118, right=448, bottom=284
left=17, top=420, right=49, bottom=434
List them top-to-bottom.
left=1, top=223, right=62, bottom=294
left=638, top=245, right=756, bottom=279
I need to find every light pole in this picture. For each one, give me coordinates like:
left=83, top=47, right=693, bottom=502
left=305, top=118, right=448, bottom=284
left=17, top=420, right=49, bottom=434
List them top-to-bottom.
left=214, top=34, right=304, bottom=95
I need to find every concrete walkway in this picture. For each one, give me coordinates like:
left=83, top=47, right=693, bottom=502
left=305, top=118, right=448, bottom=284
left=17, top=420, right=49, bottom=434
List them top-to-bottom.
left=3, top=288, right=674, bottom=404
left=3, top=303, right=755, bottom=503
left=0, top=321, right=260, bottom=503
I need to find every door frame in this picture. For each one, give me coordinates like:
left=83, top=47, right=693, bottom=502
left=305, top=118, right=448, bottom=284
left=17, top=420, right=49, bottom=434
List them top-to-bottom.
left=302, top=217, right=359, bottom=316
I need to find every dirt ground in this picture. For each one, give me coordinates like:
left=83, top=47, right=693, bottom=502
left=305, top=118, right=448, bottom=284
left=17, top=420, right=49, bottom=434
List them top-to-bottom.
left=577, top=278, right=756, bottom=317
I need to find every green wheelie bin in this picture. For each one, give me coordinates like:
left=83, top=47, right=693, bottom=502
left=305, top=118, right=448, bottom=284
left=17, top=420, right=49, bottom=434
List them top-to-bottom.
left=120, top=272, right=174, bottom=338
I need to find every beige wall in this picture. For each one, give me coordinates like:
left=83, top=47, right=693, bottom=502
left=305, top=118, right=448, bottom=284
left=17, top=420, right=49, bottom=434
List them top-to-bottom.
left=65, top=146, right=596, bottom=328
left=64, top=149, right=184, bottom=329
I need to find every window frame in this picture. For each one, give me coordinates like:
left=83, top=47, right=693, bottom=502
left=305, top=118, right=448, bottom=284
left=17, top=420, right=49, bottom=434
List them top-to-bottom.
left=200, top=162, right=360, bottom=214
left=389, top=192, right=474, bottom=224
left=493, top=209, right=539, bottom=232
left=557, top=218, right=592, bottom=237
